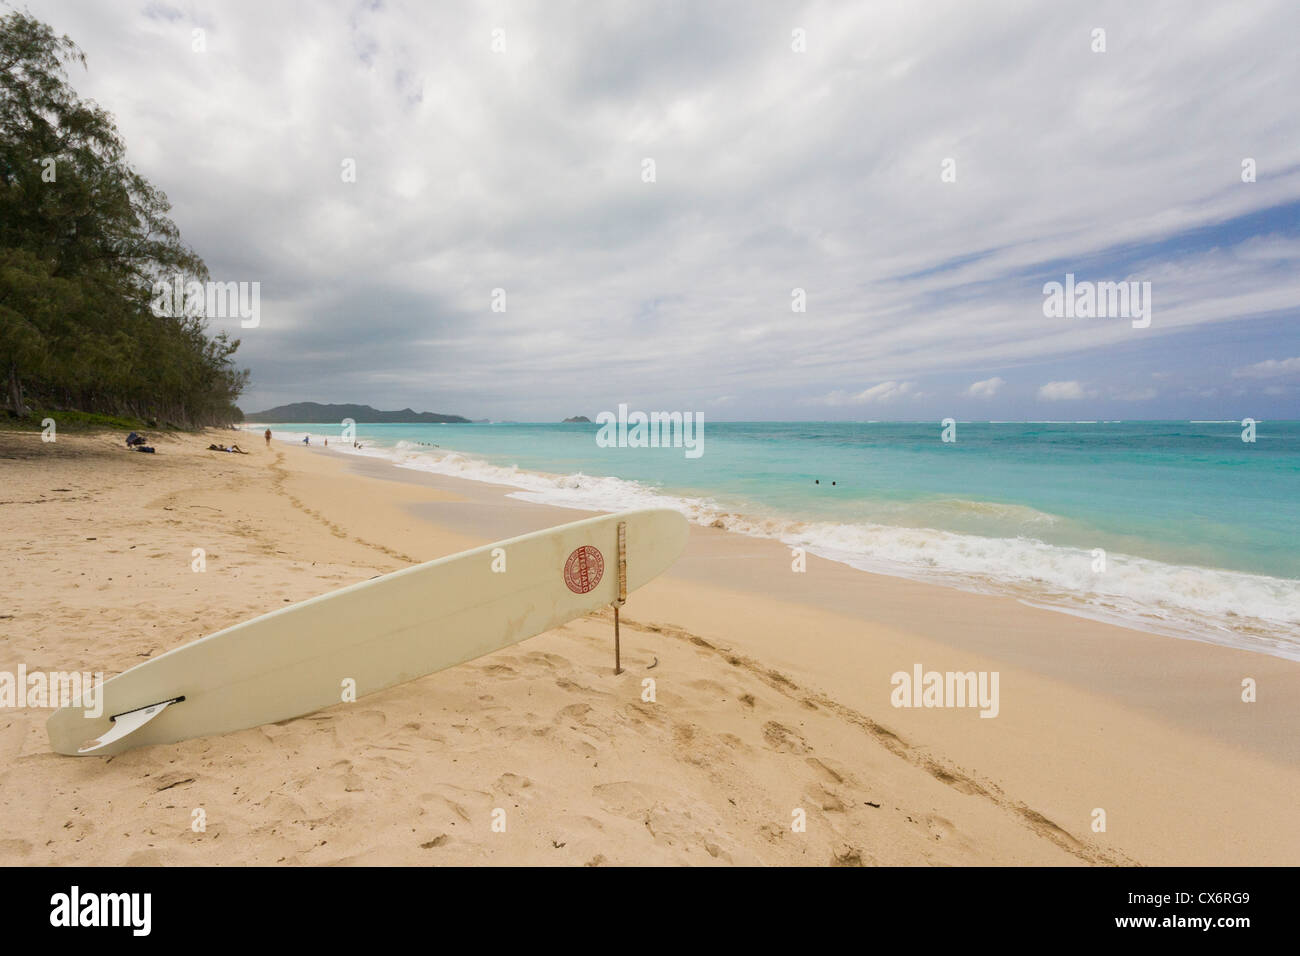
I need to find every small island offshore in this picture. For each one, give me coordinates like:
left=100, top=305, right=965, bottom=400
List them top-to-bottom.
left=562, top=415, right=592, bottom=423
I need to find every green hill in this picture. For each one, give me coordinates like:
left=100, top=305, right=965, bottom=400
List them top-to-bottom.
left=246, top=402, right=470, bottom=424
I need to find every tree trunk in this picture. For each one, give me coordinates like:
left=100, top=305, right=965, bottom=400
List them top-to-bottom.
left=7, top=363, right=27, bottom=417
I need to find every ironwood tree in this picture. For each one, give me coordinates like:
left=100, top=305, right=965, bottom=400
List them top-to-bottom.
left=0, top=9, right=248, bottom=425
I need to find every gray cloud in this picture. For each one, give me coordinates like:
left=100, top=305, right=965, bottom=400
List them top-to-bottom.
left=31, top=0, right=1300, bottom=418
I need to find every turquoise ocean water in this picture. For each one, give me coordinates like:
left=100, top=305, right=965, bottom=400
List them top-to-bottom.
left=249, top=420, right=1300, bottom=659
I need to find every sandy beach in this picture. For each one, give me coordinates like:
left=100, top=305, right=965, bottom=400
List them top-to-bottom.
left=2, top=428, right=1297, bottom=866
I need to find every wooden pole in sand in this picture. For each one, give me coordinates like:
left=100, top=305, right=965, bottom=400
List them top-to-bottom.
left=614, top=521, right=627, bottom=674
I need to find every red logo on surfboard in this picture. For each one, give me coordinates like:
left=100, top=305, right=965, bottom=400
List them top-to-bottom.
left=564, top=545, right=604, bottom=594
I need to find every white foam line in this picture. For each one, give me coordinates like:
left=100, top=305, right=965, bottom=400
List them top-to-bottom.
left=243, top=425, right=1300, bottom=661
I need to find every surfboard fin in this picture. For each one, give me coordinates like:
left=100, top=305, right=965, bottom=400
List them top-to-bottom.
left=77, top=698, right=181, bottom=754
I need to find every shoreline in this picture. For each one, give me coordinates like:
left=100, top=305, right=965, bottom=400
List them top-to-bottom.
left=244, top=423, right=1300, bottom=662
left=2, top=429, right=1298, bottom=865
left=343, top=451, right=1300, bottom=755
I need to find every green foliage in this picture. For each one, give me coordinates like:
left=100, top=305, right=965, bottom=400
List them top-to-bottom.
left=0, top=9, right=247, bottom=426
left=0, top=405, right=152, bottom=432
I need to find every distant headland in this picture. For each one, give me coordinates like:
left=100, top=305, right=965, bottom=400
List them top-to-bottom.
left=246, top=402, right=471, bottom=424
left=563, top=415, right=592, bottom=423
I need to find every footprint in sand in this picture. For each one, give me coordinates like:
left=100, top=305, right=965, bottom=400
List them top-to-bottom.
left=520, top=651, right=566, bottom=671
left=556, top=702, right=593, bottom=722
left=761, top=720, right=809, bottom=754
left=805, top=756, right=847, bottom=785
left=494, top=772, right=535, bottom=802
left=591, top=780, right=675, bottom=817
left=808, top=783, right=847, bottom=813
left=924, top=814, right=958, bottom=842
left=831, top=846, right=867, bottom=867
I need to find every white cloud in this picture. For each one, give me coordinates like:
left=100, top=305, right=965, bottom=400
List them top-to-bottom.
left=28, top=0, right=1300, bottom=418
left=1232, top=357, right=1300, bottom=379
left=965, top=376, right=1005, bottom=397
left=1038, top=380, right=1087, bottom=401
left=814, top=381, right=918, bottom=405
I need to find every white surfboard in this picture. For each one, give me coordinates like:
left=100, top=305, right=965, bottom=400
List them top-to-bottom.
left=47, top=508, right=688, bottom=756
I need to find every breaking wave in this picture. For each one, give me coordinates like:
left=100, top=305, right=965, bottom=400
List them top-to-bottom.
left=259, top=429, right=1300, bottom=660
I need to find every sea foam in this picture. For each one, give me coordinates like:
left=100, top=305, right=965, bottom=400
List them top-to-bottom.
left=256, top=428, right=1300, bottom=661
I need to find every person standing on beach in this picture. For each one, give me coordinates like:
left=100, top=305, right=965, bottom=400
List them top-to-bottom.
left=264, top=428, right=271, bottom=447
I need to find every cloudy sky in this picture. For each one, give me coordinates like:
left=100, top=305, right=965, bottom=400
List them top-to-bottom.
left=31, top=0, right=1300, bottom=420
